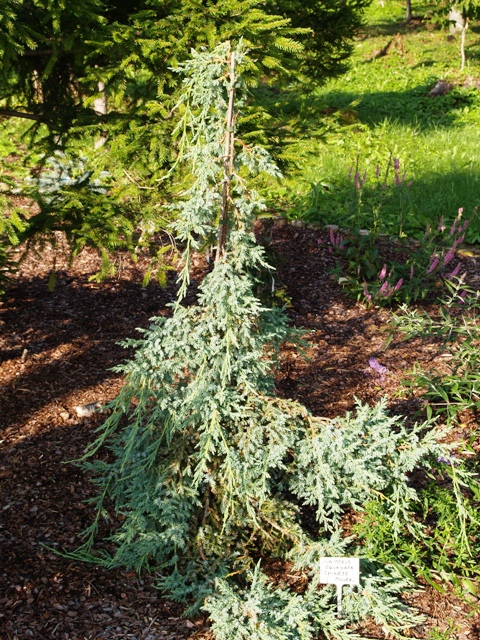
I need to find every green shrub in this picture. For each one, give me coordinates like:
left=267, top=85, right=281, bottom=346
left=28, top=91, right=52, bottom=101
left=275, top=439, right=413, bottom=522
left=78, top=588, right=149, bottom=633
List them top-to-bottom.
left=77, top=42, right=468, bottom=639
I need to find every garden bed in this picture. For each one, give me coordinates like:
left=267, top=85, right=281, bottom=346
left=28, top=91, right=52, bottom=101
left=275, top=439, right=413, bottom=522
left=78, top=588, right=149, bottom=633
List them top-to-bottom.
left=1, top=225, right=479, bottom=639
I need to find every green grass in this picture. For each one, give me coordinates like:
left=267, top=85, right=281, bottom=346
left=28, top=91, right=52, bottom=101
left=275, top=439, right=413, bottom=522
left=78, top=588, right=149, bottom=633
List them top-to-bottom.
left=275, top=0, right=480, bottom=242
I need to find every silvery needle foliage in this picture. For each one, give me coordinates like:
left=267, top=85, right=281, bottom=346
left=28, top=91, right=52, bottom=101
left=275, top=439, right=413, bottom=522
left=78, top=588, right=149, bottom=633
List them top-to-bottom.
left=81, top=41, right=449, bottom=639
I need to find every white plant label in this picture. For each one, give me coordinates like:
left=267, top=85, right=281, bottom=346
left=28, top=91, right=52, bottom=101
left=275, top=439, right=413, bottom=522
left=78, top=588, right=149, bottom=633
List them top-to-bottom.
left=319, top=557, right=360, bottom=617
left=319, top=557, right=360, bottom=585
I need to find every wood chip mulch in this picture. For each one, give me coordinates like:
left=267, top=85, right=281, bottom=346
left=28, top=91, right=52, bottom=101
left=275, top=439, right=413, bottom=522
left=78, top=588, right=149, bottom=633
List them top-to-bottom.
left=1, top=225, right=479, bottom=639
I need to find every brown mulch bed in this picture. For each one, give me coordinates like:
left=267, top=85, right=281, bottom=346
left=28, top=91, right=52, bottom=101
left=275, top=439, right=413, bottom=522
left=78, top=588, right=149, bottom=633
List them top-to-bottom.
left=1, top=225, right=479, bottom=639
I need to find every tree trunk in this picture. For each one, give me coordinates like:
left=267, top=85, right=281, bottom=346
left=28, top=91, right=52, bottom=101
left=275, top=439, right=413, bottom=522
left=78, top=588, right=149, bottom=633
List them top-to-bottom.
left=405, top=0, right=412, bottom=23
left=460, top=19, right=468, bottom=71
left=216, top=48, right=236, bottom=262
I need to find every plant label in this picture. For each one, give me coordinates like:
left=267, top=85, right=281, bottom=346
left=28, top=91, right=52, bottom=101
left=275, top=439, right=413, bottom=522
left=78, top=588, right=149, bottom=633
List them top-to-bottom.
left=319, top=557, right=360, bottom=617
left=319, top=557, right=360, bottom=585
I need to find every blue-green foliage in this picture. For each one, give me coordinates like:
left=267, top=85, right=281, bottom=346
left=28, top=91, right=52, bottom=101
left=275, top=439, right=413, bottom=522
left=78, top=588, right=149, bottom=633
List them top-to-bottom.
left=81, top=42, right=456, bottom=638
left=27, top=153, right=109, bottom=198
left=291, top=400, right=446, bottom=532
left=206, top=565, right=316, bottom=640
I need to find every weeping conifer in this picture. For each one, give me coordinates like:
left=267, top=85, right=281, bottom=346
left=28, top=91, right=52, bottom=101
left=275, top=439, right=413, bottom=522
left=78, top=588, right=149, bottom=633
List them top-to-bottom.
left=80, top=42, right=454, bottom=639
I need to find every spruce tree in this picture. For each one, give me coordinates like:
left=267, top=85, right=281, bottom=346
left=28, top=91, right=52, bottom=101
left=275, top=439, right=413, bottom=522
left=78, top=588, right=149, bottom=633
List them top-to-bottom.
left=0, top=0, right=371, bottom=274
left=80, top=41, right=457, bottom=638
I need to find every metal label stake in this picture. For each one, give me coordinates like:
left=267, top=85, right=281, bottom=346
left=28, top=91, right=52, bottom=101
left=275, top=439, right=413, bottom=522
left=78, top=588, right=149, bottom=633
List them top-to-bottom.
left=319, top=557, right=360, bottom=618
left=336, top=583, right=343, bottom=617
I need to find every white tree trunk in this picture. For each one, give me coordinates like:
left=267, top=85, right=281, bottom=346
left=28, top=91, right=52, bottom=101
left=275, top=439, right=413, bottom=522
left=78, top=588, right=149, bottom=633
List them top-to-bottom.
left=449, top=5, right=465, bottom=34
left=461, top=20, right=468, bottom=70
left=94, top=79, right=107, bottom=148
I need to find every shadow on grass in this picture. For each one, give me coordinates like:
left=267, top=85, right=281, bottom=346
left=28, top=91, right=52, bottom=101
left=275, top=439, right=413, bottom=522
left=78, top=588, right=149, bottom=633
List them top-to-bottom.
left=360, top=14, right=432, bottom=38
left=253, top=81, right=480, bottom=163
left=317, top=83, right=480, bottom=130
left=297, top=169, right=480, bottom=241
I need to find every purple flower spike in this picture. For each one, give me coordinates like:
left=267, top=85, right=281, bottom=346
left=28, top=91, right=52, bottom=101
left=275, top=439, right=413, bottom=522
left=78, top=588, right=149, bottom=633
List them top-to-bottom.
left=393, top=158, right=400, bottom=171
left=375, top=164, right=380, bottom=178
left=355, top=171, right=361, bottom=190
left=407, top=180, right=413, bottom=188
left=458, top=207, right=464, bottom=216
left=438, top=215, right=445, bottom=232
left=450, top=220, right=457, bottom=235
left=453, top=234, right=465, bottom=249
left=443, top=248, right=455, bottom=266
left=427, top=257, right=439, bottom=274
left=447, top=263, right=461, bottom=278
left=378, top=264, right=387, bottom=281
left=394, top=278, right=403, bottom=291
left=363, top=281, right=372, bottom=302
left=379, top=281, right=389, bottom=295
left=369, top=357, right=388, bottom=377
left=437, top=455, right=460, bottom=467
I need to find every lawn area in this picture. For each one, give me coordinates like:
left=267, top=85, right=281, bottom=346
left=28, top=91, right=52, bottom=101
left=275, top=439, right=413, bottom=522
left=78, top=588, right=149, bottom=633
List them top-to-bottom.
left=275, top=0, right=480, bottom=242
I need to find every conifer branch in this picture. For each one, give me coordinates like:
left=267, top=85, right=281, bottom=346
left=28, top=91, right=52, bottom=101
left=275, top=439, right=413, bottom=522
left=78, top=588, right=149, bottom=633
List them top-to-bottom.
left=22, top=48, right=54, bottom=56
left=0, top=108, right=43, bottom=122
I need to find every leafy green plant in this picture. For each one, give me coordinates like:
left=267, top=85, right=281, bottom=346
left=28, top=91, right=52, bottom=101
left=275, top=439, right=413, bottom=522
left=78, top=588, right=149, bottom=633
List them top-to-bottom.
left=73, top=42, right=464, bottom=638
left=337, top=156, right=415, bottom=234
left=0, top=177, right=28, bottom=296
left=330, top=208, right=469, bottom=306
left=391, top=277, right=480, bottom=422
left=355, top=456, right=480, bottom=595
left=427, top=619, right=461, bottom=640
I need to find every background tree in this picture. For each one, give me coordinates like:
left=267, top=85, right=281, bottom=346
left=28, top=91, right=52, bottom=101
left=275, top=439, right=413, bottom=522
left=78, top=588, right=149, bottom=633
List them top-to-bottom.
left=0, top=0, right=371, bottom=281
left=406, top=0, right=413, bottom=22
left=446, top=0, right=480, bottom=69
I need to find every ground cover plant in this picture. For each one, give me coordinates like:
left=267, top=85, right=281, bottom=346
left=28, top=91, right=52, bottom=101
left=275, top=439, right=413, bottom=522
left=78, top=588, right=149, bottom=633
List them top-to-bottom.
left=329, top=207, right=469, bottom=305
left=392, top=275, right=480, bottom=423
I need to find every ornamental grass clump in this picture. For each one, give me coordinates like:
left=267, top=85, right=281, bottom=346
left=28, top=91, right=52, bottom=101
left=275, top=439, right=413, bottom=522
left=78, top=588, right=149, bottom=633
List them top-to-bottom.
left=78, top=42, right=462, bottom=639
